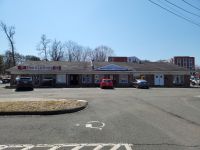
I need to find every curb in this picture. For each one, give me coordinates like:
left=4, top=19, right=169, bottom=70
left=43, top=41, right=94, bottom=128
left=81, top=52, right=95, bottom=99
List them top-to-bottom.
left=0, top=100, right=88, bottom=116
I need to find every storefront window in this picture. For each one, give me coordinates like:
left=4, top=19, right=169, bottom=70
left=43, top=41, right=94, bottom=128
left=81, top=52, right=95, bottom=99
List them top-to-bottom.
left=56, top=74, right=66, bottom=84
left=82, top=74, right=92, bottom=84
left=95, top=74, right=103, bottom=83
left=119, top=74, right=128, bottom=84
left=42, top=75, right=55, bottom=87
left=173, top=75, right=184, bottom=85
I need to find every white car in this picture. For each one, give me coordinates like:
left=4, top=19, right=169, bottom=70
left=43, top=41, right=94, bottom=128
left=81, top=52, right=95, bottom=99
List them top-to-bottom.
left=190, top=77, right=200, bottom=85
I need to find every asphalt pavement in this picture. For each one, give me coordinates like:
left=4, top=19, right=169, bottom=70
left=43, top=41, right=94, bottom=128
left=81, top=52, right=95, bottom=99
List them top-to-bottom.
left=0, top=84, right=200, bottom=150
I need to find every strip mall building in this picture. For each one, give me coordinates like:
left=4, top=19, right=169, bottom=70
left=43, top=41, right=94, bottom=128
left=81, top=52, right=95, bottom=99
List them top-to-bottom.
left=7, top=61, right=190, bottom=87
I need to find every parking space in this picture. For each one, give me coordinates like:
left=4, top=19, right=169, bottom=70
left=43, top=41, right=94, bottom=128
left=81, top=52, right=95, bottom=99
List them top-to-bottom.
left=0, top=86, right=200, bottom=149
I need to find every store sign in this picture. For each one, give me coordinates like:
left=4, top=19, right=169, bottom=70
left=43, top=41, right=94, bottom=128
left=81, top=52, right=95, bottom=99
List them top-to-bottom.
left=96, top=64, right=128, bottom=71
left=17, top=65, right=61, bottom=71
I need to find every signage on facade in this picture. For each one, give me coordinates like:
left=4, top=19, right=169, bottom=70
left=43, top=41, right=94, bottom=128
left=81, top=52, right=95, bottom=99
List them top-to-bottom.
left=17, top=65, right=61, bottom=71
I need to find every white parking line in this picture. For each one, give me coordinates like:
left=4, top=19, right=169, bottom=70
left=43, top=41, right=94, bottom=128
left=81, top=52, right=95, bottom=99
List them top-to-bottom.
left=0, top=143, right=133, bottom=150
left=110, top=144, right=121, bottom=150
left=0, top=145, right=7, bottom=150
left=21, top=145, right=35, bottom=150
left=48, top=145, right=62, bottom=150
left=71, top=145, right=85, bottom=150
left=93, top=145, right=104, bottom=150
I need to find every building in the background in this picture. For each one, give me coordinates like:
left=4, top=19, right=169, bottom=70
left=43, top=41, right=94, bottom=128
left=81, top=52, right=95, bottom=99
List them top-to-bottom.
left=108, top=56, right=141, bottom=63
left=127, top=56, right=141, bottom=63
left=171, top=56, right=195, bottom=73
left=108, top=57, right=127, bottom=62
left=157, top=59, right=171, bottom=63
left=7, top=61, right=190, bottom=88
left=195, top=68, right=200, bottom=78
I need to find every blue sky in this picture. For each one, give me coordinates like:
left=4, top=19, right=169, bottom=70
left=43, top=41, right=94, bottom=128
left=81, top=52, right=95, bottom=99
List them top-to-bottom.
left=0, top=0, right=200, bottom=65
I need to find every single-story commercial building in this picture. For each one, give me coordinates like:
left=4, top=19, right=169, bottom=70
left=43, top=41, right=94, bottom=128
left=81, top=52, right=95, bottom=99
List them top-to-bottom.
left=7, top=61, right=190, bottom=87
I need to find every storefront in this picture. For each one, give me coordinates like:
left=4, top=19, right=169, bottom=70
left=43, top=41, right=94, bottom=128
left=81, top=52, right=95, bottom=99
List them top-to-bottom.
left=7, top=61, right=190, bottom=88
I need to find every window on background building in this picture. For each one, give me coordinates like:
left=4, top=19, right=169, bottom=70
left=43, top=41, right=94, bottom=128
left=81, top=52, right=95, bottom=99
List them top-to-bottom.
left=189, top=59, right=193, bottom=68
left=82, top=74, right=92, bottom=84
left=119, top=74, right=128, bottom=84
left=173, top=75, right=184, bottom=85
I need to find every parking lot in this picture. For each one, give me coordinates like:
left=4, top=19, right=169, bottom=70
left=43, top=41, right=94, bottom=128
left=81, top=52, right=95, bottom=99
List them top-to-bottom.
left=0, top=85, right=200, bottom=149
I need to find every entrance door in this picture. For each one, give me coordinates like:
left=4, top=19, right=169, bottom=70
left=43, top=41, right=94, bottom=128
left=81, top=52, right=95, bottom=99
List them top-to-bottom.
left=70, top=74, right=79, bottom=85
left=154, top=74, right=164, bottom=86
left=32, top=75, right=40, bottom=87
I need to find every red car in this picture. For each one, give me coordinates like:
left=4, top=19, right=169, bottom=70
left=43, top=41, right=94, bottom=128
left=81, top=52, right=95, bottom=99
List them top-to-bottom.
left=100, top=79, right=114, bottom=89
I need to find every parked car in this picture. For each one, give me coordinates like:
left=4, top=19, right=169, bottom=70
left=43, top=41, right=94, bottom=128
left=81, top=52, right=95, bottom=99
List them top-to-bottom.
left=16, top=77, right=34, bottom=91
left=190, top=77, right=200, bottom=85
left=2, top=78, right=10, bottom=84
left=100, top=78, right=114, bottom=89
left=133, top=79, right=149, bottom=89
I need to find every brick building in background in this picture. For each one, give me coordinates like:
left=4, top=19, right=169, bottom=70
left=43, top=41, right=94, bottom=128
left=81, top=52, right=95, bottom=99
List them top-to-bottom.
left=108, top=56, right=141, bottom=63
left=171, top=56, right=195, bottom=74
left=108, top=57, right=127, bottom=62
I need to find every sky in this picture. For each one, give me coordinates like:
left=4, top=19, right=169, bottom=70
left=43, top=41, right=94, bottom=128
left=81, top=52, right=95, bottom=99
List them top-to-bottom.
left=0, top=0, right=200, bottom=65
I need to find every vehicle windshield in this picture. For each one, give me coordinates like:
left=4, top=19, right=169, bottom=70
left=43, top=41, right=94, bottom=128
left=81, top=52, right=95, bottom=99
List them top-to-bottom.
left=17, top=77, right=32, bottom=81
left=103, top=80, right=112, bottom=83
left=137, top=80, right=147, bottom=83
left=140, top=81, right=147, bottom=83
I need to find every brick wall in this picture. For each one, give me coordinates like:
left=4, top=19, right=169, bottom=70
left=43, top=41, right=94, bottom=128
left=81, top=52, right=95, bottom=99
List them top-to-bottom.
left=108, top=57, right=127, bottom=62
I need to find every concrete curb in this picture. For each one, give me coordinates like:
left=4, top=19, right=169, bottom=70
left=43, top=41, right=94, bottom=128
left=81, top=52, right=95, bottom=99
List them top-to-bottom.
left=0, top=100, right=88, bottom=116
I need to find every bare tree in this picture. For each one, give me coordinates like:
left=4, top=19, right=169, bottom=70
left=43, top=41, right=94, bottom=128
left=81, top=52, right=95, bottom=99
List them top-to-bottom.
left=0, top=21, right=16, bottom=66
left=37, top=34, right=50, bottom=61
left=49, top=39, right=64, bottom=61
left=65, top=41, right=84, bottom=62
left=91, top=45, right=114, bottom=61
left=81, top=47, right=92, bottom=62
left=3, top=50, right=13, bottom=70
left=2, top=51, right=25, bottom=72
left=15, top=52, right=25, bottom=64
left=0, top=55, right=4, bottom=74
left=25, top=55, right=40, bottom=61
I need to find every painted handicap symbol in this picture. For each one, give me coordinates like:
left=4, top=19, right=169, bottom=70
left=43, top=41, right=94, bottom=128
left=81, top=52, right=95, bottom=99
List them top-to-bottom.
left=85, top=121, right=105, bottom=130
